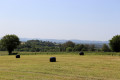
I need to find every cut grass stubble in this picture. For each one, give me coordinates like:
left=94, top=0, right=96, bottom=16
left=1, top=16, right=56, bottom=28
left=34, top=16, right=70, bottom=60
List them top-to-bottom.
left=0, top=55, right=120, bottom=80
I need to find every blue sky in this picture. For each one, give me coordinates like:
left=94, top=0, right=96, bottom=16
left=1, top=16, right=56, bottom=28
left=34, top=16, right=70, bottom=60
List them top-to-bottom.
left=0, top=0, right=120, bottom=41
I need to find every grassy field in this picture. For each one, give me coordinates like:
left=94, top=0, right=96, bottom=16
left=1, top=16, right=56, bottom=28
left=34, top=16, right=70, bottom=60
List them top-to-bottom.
left=1, top=51, right=120, bottom=56
left=0, top=54, right=120, bottom=80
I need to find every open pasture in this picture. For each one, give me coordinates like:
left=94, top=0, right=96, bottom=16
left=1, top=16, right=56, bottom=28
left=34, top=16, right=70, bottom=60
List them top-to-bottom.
left=0, top=54, right=120, bottom=80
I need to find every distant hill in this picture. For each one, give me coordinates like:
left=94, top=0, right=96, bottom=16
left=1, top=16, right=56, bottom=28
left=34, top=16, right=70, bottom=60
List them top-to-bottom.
left=20, top=38, right=109, bottom=44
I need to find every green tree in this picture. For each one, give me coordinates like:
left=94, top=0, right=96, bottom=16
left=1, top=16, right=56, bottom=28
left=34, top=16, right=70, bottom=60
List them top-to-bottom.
left=1, top=34, right=20, bottom=55
left=109, top=35, right=120, bottom=52
left=63, top=41, right=75, bottom=48
left=74, top=44, right=84, bottom=51
left=81, top=44, right=89, bottom=51
left=90, top=44, right=95, bottom=51
left=102, top=44, right=110, bottom=52
left=66, top=47, right=73, bottom=52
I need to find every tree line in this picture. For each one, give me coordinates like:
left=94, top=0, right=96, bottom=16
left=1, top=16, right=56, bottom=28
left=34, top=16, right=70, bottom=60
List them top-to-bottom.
left=0, top=34, right=120, bottom=55
left=15, top=40, right=99, bottom=52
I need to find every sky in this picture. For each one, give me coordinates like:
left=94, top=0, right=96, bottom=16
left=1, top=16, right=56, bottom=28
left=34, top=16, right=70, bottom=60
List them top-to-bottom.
left=0, top=0, right=120, bottom=41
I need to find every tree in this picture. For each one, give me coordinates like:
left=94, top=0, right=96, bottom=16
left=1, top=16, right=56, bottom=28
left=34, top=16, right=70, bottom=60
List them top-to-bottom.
left=1, top=34, right=20, bottom=55
left=109, top=35, right=120, bottom=52
left=63, top=41, right=75, bottom=48
left=74, top=44, right=84, bottom=51
left=74, top=44, right=81, bottom=51
left=81, top=44, right=89, bottom=51
left=89, top=44, right=95, bottom=51
left=102, top=44, right=110, bottom=52
left=66, top=47, right=73, bottom=52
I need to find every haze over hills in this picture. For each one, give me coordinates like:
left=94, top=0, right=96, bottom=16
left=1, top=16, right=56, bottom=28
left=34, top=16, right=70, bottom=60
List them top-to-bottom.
left=20, top=38, right=109, bottom=44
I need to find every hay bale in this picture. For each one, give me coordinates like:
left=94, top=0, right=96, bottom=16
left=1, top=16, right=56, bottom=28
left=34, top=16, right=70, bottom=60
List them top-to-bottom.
left=79, top=52, right=84, bottom=55
left=16, top=55, right=20, bottom=58
left=50, top=57, right=56, bottom=62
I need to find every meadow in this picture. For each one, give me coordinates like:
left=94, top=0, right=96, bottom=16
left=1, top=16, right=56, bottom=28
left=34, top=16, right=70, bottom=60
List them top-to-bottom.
left=0, top=52, right=120, bottom=80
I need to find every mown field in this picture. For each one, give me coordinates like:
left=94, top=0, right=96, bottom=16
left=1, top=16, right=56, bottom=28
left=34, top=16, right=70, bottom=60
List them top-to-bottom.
left=1, top=51, right=120, bottom=55
left=0, top=52, right=120, bottom=80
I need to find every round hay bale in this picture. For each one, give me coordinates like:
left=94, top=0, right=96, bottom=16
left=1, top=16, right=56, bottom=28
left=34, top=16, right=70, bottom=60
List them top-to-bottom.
left=79, top=52, right=84, bottom=55
left=16, top=55, right=20, bottom=58
left=50, top=57, right=56, bottom=62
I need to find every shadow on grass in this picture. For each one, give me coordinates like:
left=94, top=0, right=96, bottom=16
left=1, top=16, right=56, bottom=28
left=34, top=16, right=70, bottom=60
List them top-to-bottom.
left=9, top=53, right=18, bottom=55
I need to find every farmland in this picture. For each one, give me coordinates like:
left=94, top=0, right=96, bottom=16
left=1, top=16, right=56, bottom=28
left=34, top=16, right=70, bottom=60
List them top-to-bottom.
left=0, top=52, right=120, bottom=80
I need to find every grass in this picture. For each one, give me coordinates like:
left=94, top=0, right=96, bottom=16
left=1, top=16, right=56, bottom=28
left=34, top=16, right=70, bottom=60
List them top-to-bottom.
left=1, top=51, right=120, bottom=56
left=0, top=54, right=120, bottom=80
